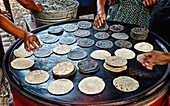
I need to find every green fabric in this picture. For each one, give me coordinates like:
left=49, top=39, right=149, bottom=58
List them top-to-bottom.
left=106, top=0, right=150, bottom=28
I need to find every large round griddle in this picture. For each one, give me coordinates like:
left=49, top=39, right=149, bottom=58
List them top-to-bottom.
left=3, top=19, right=170, bottom=105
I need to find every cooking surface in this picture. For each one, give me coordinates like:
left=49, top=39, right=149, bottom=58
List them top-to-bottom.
left=3, top=19, right=170, bottom=105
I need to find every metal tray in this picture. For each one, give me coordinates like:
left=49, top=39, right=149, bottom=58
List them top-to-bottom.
left=3, top=19, right=170, bottom=105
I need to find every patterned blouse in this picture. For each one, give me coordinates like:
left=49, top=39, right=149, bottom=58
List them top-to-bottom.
left=106, top=0, right=150, bottom=28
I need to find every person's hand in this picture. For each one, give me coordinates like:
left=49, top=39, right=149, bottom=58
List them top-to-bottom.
left=143, top=0, right=158, bottom=7
left=36, top=3, right=43, bottom=12
left=0, top=9, right=11, bottom=19
left=94, top=10, right=106, bottom=28
left=24, top=32, right=42, bottom=52
left=141, top=50, right=170, bottom=70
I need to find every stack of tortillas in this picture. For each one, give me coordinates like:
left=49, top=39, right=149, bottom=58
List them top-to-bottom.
left=104, top=56, right=127, bottom=72
left=52, top=62, right=75, bottom=77
left=78, top=76, right=105, bottom=95
left=113, top=76, right=139, bottom=92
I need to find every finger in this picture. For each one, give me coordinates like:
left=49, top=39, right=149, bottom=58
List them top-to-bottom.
left=143, top=0, right=147, bottom=6
left=144, top=0, right=149, bottom=6
left=3, top=14, right=11, bottom=19
left=96, top=14, right=102, bottom=27
left=98, top=14, right=104, bottom=24
left=94, top=15, right=100, bottom=28
left=98, top=18, right=102, bottom=27
left=34, top=39, right=42, bottom=48
left=25, top=40, right=34, bottom=51
left=30, top=41, right=38, bottom=51
left=24, top=43, right=31, bottom=52
left=146, top=66, right=153, bottom=70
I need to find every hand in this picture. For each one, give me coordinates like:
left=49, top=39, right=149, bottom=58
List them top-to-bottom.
left=143, top=0, right=157, bottom=7
left=36, top=3, right=43, bottom=12
left=0, top=9, right=11, bottom=19
left=94, top=11, right=106, bottom=28
left=24, top=33, right=42, bottom=52
left=141, top=50, right=170, bottom=70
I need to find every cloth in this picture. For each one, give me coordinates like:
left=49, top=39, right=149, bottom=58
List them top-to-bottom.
left=106, top=0, right=150, bottom=28
left=149, top=0, right=170, bottom=43
left=0, top=36, right=13, bottom=106
left=0, top=68, right=13, bottom=106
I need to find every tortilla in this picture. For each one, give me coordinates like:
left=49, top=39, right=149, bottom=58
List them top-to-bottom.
left=77, top=21, right=92, bottom=29
left=93, top=22, right=109, bottom=31
left=63, top=24, right=78, bottom=32
left=109, top=24, right=124, bottom=32
left=48, top=26, right=64, bottom=35
left=73, top=30, right=91, bottom=38
left=94, top=32, right=110, bottom=40
left=111, top=33, right=129, bottom=40
left=40, top=34, right=59, bottom=44
left=59, top=37, right=77, bottom=45
left=77, top=38, right=95, bottom=48
left=95, top=40, right=114, bottom=49
left=114, top=40, right=132, bottom=48
left=134, top=42, right=153, bottom=52
left=53, top=45, right=71, bottom=55
left=34, top=46, right=53, bottom=58
left=13, top=48, right=33, bottom=58
left=114, top=48, right=135, bottom=59
left=67, top=49, right=87, bottom=60
left=90, top=50, right=111, bottom=60
left=136, top=53, right=145, bottom=63
left=105, top=56, right=127, bottom=67
left=78, top=57, right=99, bottom=74
left=11, top=58, right=34, bottom=69
left=52, top=62, right=75, bottom=77
left=103, top=63, right=127, bottom=73
left=25, top=70, right=50, bottom=84
left=78, top=76, right=105, bottom=95
left=113, top=76, right=139, bottom=92
left=48, top=79, right=74, bottom=95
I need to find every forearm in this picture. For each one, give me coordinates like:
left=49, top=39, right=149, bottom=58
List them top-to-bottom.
left=16, top=0, right=39, bottom=12
left=97, top=0, right=106, bottom=13
left=0, top=15, right=27, bottom=40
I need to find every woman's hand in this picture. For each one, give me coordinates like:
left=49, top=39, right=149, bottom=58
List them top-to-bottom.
left=143, top=0, right=158, bottom=7
left=36, top=3, right=43, bottom=12
left=0, top=9, right=11, bottom=19
left=94, top=11, right=106, bottom=28
left=24, top=32, right=42, bottom=52
left=142, top=50, right=170, bottom=70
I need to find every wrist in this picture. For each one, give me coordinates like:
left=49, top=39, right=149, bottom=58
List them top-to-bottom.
left=97, top=10, right=105, bottom=15
left=23, top=32, right=31, bottom=41
left=166, top=52, right=170, bottom=63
